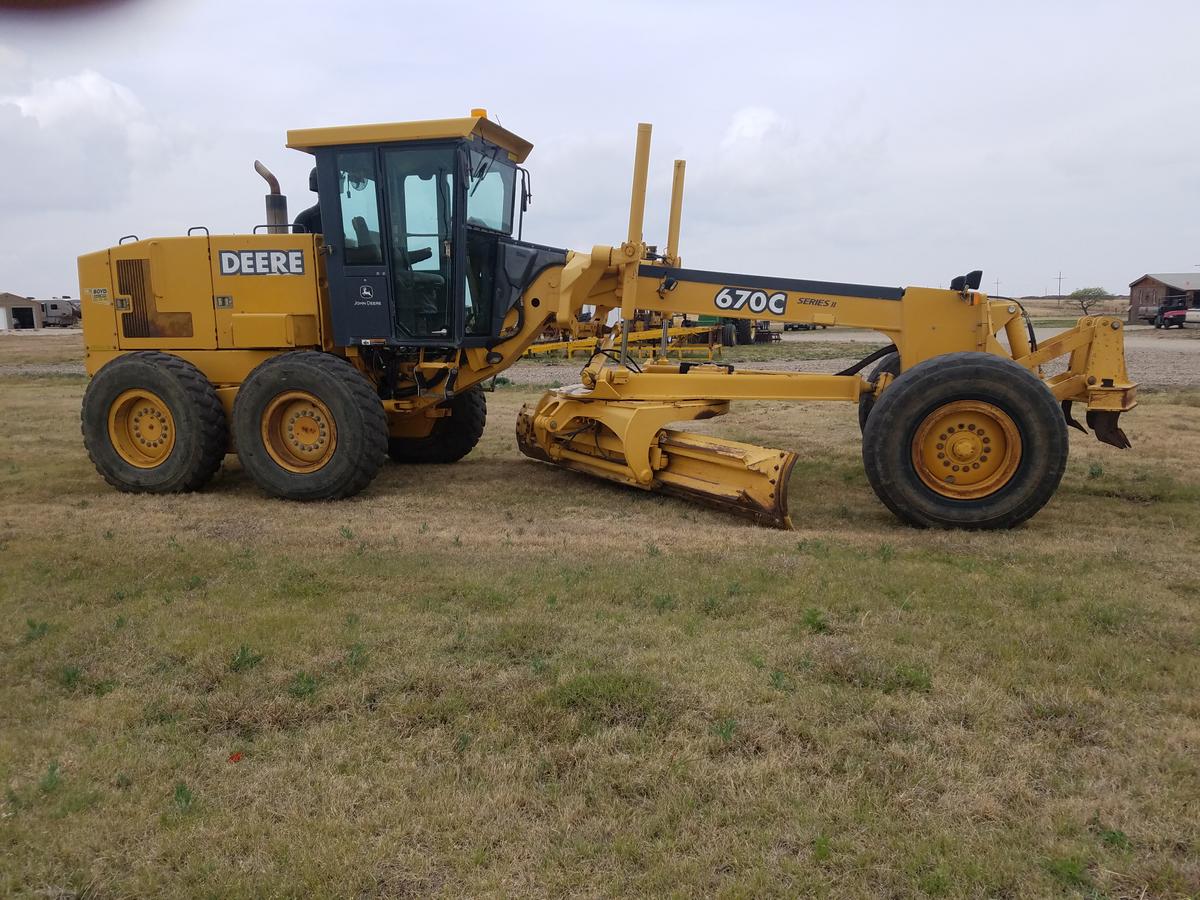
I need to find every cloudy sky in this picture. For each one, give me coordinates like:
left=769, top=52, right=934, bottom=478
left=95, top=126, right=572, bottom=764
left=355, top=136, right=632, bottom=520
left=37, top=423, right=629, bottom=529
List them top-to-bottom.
left=1, top=0, right=1197, bottom=299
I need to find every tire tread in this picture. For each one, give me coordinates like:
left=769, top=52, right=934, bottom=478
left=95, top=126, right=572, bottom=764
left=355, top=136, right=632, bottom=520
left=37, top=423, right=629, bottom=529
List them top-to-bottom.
left=81, top=351, right=227, bottom=493
left=234, top=351, right=387, bottom=500
left=861, top=352, right=1068, bottom=529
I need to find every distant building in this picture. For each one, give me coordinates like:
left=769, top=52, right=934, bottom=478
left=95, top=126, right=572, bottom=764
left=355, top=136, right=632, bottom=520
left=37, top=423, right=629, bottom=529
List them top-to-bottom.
left=1128, top=273, right=1200, bottom=323
left=0, top=292, right=44, bottom=330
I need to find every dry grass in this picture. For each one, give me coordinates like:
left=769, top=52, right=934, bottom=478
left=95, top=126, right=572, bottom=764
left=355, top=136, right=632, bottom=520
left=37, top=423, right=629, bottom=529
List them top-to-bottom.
left=1018, top=297, right=1130, bottom=319
left=0, top=331, right=84, bottom=367
left=1, top=334, right=1199, bottom=898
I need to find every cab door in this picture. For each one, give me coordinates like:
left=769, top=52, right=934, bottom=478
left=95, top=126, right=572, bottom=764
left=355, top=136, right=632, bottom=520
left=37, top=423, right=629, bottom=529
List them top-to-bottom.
left=319, top=143, right=461, bottom=347
left=379, top=145, right=459, bottom=344
left=319, top=148, right=392, bottom=346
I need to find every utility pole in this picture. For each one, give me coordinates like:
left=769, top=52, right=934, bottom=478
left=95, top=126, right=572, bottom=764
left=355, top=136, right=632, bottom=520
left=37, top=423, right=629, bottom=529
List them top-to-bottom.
left=1056, top=271, right=1065, bottom=300
left=994, top=276, right=1001, bottom=296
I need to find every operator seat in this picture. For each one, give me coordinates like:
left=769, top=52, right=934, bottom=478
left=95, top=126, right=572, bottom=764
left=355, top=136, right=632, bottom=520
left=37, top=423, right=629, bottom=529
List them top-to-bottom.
left=350, top=216, right=381, bottom=263
left=394, top=245, right=446, bottom=333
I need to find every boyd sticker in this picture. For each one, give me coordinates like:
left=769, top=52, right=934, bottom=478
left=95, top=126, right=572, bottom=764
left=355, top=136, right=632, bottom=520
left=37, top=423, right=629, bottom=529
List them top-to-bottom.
left=219, top=249, right=305, bottom=276
left=714, top=286, right=787, bottom=316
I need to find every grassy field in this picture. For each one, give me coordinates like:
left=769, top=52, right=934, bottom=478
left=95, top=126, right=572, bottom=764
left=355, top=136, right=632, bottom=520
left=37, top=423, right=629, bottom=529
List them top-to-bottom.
left=0, top=332, right=84, bottom=367
left=2, top=334, right=1199, bottom=898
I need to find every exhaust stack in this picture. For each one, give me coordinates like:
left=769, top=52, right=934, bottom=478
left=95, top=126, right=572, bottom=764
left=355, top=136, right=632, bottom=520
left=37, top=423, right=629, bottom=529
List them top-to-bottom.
left=254, top=160, right=289, bottom=234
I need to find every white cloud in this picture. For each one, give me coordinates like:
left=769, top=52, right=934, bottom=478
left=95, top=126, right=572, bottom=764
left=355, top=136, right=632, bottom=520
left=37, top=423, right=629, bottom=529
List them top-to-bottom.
left=0, top=68, right=168, bottom=213
left=4, top=68, right=142, bottom=127
left=720, top=107, right=787, bottom=149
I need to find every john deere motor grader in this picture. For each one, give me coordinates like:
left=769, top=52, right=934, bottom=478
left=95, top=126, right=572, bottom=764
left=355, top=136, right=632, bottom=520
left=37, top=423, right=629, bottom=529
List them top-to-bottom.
left=77, top=111, right=1135, bottom=529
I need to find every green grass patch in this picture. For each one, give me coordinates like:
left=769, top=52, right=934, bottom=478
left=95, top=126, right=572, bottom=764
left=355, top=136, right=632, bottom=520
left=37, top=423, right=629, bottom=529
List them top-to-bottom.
left=545, top=670, right=667, bottom=730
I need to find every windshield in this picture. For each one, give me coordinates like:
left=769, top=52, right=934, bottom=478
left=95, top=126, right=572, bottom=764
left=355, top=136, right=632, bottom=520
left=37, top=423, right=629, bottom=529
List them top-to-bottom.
left=466, top=145, right=515, bottom=233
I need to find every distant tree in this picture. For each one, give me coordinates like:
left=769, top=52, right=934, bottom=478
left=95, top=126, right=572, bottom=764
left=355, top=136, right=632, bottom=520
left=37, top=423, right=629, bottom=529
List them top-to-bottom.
left=1067, top=287, right=1112, bottom=315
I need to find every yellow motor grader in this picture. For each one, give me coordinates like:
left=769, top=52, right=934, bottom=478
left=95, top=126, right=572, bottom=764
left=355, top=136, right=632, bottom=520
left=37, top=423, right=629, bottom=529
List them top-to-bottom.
left=77, top=111, right=1135, bottom=529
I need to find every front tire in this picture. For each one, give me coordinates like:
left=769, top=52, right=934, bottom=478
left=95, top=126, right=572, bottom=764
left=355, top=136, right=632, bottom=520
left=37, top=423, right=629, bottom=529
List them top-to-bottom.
left=81, top=352, right=226, bottom=493
left=233, top=352, right=387, bottom=500
left=861, top=352, right=1068, bottom=529
left=388, top=387, right=486, bottom=464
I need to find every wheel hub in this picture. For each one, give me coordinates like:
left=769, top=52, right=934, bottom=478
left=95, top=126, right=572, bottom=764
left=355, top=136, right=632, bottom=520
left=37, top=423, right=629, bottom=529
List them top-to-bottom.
left=108, top=389, right=176, bottom=468
left=262, top=391, right=337, bottom=473
left=912, top=401, right=1021, bottom=499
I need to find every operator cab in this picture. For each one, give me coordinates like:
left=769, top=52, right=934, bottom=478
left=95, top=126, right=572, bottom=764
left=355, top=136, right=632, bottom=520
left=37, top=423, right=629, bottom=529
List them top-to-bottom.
left=286, top=111, right=565, bottom=350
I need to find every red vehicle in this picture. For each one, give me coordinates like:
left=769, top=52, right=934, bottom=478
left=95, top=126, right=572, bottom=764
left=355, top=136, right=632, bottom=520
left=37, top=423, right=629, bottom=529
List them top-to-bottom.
left=1147, top=300, right=1188, bottom=328
left=1157, top=306, right=1186, bottom=328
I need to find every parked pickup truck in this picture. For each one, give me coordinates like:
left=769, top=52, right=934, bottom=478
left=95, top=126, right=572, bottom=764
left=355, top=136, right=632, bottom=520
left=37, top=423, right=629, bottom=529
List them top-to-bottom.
left=1139, top=300, right=1189, bottom=328
left=1187, top=308, right=1200, bottom=326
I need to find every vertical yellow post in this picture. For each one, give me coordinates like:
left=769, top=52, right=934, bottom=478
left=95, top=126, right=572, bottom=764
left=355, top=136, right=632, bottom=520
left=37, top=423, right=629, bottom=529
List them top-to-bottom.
left=620, top=123, right=653, bottom=364
left=627, top=123, right=653, bottom=245
left=666, top=159, right=686, bottom=265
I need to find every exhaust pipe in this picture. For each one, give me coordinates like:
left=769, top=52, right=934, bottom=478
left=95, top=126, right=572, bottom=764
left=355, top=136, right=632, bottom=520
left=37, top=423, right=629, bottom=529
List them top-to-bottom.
left=254, top=160, right=289, bottom=234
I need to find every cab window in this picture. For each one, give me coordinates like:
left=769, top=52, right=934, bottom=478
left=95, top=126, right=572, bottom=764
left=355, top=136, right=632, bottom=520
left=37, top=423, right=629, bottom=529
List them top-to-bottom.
left=466, top=146, right=515, bottom=233
left=336, top=150, right=383, bottom=266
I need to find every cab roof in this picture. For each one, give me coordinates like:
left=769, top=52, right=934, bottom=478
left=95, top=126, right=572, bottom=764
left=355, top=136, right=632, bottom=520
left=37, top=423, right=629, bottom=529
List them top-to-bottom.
left=285, top=112, right=533, bottom=163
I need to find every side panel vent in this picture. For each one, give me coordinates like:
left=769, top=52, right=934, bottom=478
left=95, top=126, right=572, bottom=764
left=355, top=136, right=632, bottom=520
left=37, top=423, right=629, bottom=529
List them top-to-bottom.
left=117, top=258, right=193, bottom=339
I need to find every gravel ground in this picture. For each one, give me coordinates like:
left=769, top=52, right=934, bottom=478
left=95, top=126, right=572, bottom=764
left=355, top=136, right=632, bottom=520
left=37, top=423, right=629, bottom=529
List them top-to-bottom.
left=3, top=325, right=1196, bottom=387
left=2, top=362, right=84, bottom=377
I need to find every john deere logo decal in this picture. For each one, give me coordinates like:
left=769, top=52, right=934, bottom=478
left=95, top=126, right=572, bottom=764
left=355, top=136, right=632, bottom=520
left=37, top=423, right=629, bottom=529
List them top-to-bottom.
left=219, top=250, right=305, bottom=275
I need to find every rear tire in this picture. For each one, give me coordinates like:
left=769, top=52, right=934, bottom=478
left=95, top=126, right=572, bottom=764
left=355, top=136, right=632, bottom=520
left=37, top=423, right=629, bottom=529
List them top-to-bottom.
left=734, top=318, right=753, bottom=345
left=857, top=350, right=901, bottom=432
left=82, top=352, right=226, bottom=493
left=233, top=352, right=387, bottom=500
left=861, top=352, right=1068, bottom=529
left=388, top=387, right=486, bottom=464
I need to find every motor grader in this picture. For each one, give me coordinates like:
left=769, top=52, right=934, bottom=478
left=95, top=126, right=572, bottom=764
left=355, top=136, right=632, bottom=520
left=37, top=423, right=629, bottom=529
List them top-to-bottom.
left=77, top=111, right=1136, bottom=529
